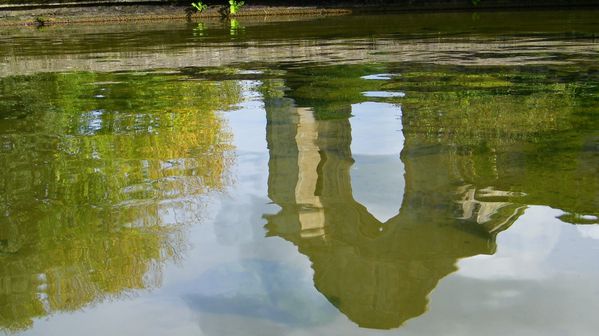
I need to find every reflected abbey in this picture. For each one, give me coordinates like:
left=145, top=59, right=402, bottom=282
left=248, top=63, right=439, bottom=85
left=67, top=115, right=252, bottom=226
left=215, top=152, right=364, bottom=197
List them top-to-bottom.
left=262, top=63, right=599, bottom=329
left=264, top=99, right=521, bottom=329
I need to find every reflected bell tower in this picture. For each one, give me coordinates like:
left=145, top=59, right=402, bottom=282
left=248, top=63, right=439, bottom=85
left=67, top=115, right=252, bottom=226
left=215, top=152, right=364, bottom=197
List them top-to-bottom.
left=264, top=96, right=520, bottom=329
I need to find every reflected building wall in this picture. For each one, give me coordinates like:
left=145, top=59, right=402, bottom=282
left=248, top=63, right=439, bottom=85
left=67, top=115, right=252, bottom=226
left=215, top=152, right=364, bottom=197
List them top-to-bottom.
left=263, top=59, right=599, bottom=328
left=264, top=97, right=525, bottom=329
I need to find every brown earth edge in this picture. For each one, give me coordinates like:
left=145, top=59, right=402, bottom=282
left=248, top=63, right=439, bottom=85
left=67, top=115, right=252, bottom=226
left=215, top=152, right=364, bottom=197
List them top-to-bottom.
left=1, top=0, right=598, bottom=26
left=0, top=5, right=352, bottom=26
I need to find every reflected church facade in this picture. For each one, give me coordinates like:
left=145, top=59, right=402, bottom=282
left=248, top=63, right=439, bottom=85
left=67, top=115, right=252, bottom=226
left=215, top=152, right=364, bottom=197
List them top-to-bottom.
left=261, top=61, right=599, bottom=329
left=264, top=96, right=525, bottom=329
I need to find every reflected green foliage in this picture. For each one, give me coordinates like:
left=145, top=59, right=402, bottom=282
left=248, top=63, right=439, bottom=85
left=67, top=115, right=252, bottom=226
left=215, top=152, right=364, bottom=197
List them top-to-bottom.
left=229, top=18, right=243, bottom=36
left=193, top=22, right=207, bottom=37
left=282, top=63, right=599, bottom=216
left=283, top=64, right=388, bottom=119
left=391, top=65, right=599, bottom=215
left=396, top=68, right=592, bottom=144
left=0, top=71, right=240, bottom=331
left=257, top=78, right=286, bottom=100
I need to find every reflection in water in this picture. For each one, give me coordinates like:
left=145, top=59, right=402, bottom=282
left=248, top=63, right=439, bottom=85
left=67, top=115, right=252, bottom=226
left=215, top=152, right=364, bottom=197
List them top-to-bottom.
left=0, top=37, right=598, bottom=333
left=263, top=61, right=599, bottom=329
left=0, top=72, right=239, bottom=331
left=264, top=98, right=520, bottom=328
left=187, top=259, right=336, bottom=327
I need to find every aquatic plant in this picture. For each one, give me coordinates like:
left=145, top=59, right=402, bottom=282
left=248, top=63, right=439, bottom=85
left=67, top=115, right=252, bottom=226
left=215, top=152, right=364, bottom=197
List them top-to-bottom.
left=229, top=0, right=245, bottom=15
left=191, top=1, right=208, bottom=13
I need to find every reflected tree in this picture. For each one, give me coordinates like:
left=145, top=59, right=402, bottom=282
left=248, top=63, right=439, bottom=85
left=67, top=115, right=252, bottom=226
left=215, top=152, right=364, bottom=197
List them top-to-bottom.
left=0, top=71, right=240, bottom=331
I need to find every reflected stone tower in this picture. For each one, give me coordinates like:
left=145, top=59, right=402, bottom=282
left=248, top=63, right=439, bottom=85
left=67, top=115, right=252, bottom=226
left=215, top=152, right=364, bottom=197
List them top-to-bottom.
left=264, top=97, right=523, bottom=329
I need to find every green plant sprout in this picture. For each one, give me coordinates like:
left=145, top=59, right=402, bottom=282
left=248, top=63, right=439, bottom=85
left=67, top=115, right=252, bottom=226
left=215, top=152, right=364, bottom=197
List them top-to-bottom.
left=229, top=0, right=245, bottom=15
left=191, top=1, right=208, bottom=13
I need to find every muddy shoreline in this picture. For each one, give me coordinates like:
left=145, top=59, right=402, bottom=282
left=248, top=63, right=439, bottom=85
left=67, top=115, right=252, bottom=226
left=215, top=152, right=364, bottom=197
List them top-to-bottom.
left=1, top=0, right=599, bottom=26
left=0, top=5, right=352, bottom=26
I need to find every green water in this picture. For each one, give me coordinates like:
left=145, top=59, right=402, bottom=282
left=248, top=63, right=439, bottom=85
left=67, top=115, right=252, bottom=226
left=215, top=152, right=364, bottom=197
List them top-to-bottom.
left=1, top=10, right=599, bottom=336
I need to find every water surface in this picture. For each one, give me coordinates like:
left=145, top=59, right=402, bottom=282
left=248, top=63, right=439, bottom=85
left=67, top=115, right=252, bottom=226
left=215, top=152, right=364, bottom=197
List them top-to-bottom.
left=1, top=10, right=599, bottom=336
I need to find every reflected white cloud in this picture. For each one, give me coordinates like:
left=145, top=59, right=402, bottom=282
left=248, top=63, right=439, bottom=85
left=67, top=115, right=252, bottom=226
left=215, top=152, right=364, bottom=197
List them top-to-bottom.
left=360, top=73, right=399, bottom=80
left=362, top=91, right=406, bottom=98
left=349, top=102, right=404, bottom=155
left=388, top=206, right=599, bottom=336
left=458, top=206, right=564, bottom=280
left=576, top=225, right=599, bottom=240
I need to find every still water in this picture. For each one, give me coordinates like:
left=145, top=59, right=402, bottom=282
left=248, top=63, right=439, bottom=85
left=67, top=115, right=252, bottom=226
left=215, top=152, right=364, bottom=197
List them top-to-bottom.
left=1, top=9, right=599, bottom=335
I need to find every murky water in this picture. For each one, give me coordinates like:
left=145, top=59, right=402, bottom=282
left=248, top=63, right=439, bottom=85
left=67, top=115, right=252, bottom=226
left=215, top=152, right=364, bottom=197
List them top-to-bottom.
left=1, top=10, right=599, bottom=336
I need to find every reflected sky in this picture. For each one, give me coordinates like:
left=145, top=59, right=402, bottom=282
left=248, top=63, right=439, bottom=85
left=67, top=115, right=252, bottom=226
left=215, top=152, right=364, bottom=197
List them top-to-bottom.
left=350, top=102, right=405, bottom=222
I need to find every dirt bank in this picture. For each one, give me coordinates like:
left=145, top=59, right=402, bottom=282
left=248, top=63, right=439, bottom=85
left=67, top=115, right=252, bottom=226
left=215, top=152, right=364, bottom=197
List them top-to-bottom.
left=1, top=0, right=598, bottom=26
left=0, top=4, right=352, bottom=26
